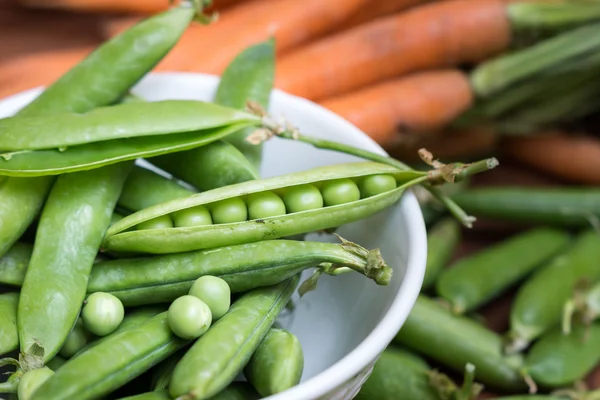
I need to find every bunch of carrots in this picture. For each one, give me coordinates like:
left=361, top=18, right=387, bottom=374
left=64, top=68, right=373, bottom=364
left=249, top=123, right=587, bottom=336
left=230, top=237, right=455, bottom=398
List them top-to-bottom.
left=2, top=0, right=600, bottom=185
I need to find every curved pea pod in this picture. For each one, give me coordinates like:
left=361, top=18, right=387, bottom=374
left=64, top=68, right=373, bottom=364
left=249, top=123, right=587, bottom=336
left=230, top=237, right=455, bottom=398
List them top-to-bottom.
left=0, top=2, right=197, bottom=258
left=215, top=39, right=275, bottom=170
left=151, top=140, right=259, bottom=192
left=18, top=162, right=132, bottom=363
left=103, top=162, right=427, bottom=254
left=118, top=165, right=195, bottom=212
left=452, top=187, right=600, bottom=229
left=422, top=218, right=461, bottom=290
left=436, top=228, right=571, bottom=314
left=508, top=230, right=600, bottom=353
left=88, top=238, right=392, bottom=306
left=0, top=242, right=32, bottom=287
left=169, top=277, right=299, bottom=400
left=0, top=292, right=19, bottom=356
left=394, top=295, right=527, bottom=392
left=29, top=312, right=189, bottom=400
left=524, top=324, right=600, bottom=390
left=243, top=328, right=303, bottom=397
left=119, top=383, right=260, bottom=400
left=118, top=392, right=171, bottom=400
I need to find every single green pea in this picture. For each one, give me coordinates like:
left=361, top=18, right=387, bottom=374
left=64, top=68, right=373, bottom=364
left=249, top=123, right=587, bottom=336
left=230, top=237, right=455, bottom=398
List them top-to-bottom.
left=358, top=174, right=397, bottom=198
left=321, top=179, right=360, bottom=206
left=282, top=184, right=324, bottom=213
left=247, top=191, right=286, bottom=220
left=211, top=198, right=248, bottom=224
left=172, top=206, right=212, bottom=228
left=136, top=215, right=173, bottom=230
left=188, top=276, right=231, bottom=321
left=82, top=292, right=125, bottom=337
left=167, top=295, right=212, bottom=340
left=59, top=319, right=88, bottom=358
left=18, top=366, right=54, bottom=400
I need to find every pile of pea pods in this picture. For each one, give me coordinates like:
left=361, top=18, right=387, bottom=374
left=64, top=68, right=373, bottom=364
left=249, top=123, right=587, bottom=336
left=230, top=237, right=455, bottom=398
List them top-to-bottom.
left=0, top=3, right=499, bottom=400
left=357, top=190, right=600, bottom=399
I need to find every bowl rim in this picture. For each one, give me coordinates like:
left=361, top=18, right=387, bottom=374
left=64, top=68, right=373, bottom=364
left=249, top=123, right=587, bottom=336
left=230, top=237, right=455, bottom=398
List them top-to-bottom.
left=0, top=72, right=427, bottom=400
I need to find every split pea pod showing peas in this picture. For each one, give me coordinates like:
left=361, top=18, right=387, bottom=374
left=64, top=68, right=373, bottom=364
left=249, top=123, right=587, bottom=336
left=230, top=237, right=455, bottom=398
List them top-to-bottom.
left=0, top=2, right=198, bottom=259
left=0, top=100, right=262, bottom=177
left=18, top=162, right=132, bottom=363
left=103, top=162, right=426, bottom=254
left=452, top=187, right=600, bottom=228
left=422, top=218, right=461, bottom=291
left=436, top=228, right=571, bottom=314
left=508, top=230, right=600, bottom=353
left=88, top=238, right=389, bottom=306
left=169, top=277, right=299, bottom=400
left=0, top=292, right=19, bottom=356
left=394, top=295, right=527, bottom=392
left=29, top=312, right=189, bottom=400
left=524, top=324, right=600, bottom=390
left=243, top=328, right=304, bottom=397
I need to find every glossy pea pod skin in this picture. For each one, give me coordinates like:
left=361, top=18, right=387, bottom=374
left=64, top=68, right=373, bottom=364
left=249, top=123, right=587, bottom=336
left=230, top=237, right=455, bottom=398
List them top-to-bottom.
left=0, top=3, right=196, bottom=258
left=18, top=162, right=132, bottom=362
left=103, top=162, right=426, bottom=254
left=118, top=165, right=195, bottom=212
left=452, top=187, right=600, bottom=228
left=422, top=218, right=461, bottom=290
left=436, top=228, right=571, bottom=314
left=509, top=230, right=600, bottom=351
left=88, top=239, right=391, bottom=306
left=0, top=242, right=32, bottom=287
left=169, top=277, right=299, bottom=400
left=0, top=292, right=19, bottom=356
left=394, top=295, right=527, bottom=392
left=30, top=312, right=189, bottom=400
left=525, top=324, right=600, bottom=389
left=243, top=328, right=304, bottom=397
left=354, top=347, right=441, bottom=400
left=119, top=383, right=260, bottom=400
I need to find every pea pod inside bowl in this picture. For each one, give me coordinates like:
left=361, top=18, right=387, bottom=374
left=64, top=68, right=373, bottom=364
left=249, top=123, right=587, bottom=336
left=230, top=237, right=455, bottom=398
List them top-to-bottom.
left=0, top=73, right=427, bottom=400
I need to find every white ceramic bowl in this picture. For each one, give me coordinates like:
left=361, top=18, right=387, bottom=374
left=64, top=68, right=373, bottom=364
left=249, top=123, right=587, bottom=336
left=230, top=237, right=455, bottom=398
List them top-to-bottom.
left=0, top=73, right=427, bottom=400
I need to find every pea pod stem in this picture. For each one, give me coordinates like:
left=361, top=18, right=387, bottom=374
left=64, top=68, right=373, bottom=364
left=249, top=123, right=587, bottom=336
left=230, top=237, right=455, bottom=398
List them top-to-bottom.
left=252, top=126, right=498, bottom=228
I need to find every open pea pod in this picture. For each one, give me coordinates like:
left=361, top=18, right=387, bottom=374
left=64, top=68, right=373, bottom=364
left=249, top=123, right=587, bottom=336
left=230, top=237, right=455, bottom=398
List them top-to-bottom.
left=0, top=124, right=249, bottom=177
left=103, top=162, right=427, bottom=254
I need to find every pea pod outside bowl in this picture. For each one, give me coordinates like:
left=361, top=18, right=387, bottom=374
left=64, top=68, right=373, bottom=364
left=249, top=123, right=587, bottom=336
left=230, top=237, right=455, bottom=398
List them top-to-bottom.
left=0, top=72, right=428, bottom=400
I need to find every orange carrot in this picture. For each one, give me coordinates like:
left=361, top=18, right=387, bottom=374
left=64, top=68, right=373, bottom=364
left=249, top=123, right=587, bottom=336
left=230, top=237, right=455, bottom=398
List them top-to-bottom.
left=101, top=0, right=372, bottom=75
left=275, top=0, right=511, bottom=101
left=0, top=47, right=95, bottom=100
left=319, top=69, right=473, bottom=146
left=501, top=133, right=600, bottom=185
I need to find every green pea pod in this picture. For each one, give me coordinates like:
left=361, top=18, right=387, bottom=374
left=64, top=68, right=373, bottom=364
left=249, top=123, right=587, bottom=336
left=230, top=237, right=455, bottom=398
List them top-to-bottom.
left=0, top=2, right=196, bottom=258
left=214, top=39, right=275, bottom=169
left=0, top=100, right=259, bottom=152
left=0, top=123, right=250, bottom=177
left=151, top=140, right=259, bottom=192
left=18, top=162, right=132, bottom=363
left=103, top=162, right=427, bottom=254
left=118, top=165, right=195, bottom=212
left=452, top=187, right=600, bottom=228
left=422, top=218, right=461, bottom=290
left=436, top=228, right=571, bottom=314
left=508, top=230, right=600, bottom=352
left=88, top=238, right=392, bottom=306
left=0, top=242, right=32, bottom=287
left=169, top=277, right=299, bottom=400
left=563, top=280, right=600, bottom=334
left=0, top=292, right=19, bottom=356
left=394, top=295, right=527, bottom=392
left=75, top=306, right=167, bottom=356
left=30, top=312, right=189, bottom=400
left=525, top=324, right=600, bottom=389
left=243, top=328, right=303, bottom=397
left=45, top=356, right=67, bottom=372
left=18, top=366, right=54, bottom=400
left=119, top=383, right=260, bottom=400
left=118, top=392, right=171, bottom=400
left=494, top=397, right=568, bottom=400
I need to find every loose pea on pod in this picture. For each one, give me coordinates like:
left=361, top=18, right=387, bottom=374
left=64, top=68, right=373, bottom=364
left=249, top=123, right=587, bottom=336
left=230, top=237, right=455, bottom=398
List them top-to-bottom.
left=0, top=100, right=261, bottom=177
left=103, top=162, right=426, bottom=254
